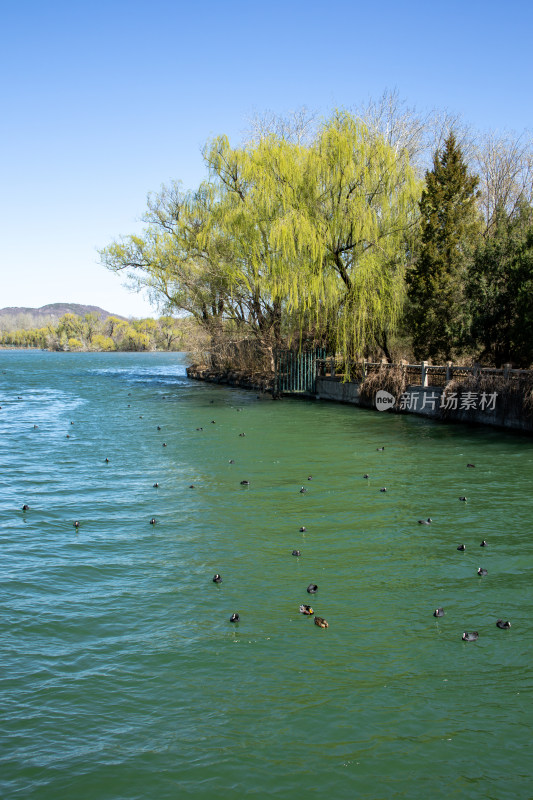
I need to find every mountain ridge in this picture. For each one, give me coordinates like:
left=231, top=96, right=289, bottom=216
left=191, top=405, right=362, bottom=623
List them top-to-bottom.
left=0, top=303, right=129, bottom=328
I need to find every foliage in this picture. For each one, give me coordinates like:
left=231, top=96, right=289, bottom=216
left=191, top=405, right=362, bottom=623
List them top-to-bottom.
left=101, top=111, right=421, bottom=371
left=406, top=133, right=482, bottom=361
left=467, top=202, right=533, bottom=366
left=0, top=313, right=194, bottom=352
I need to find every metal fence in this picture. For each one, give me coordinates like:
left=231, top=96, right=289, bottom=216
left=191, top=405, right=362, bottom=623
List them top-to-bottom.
left=276, top=349, right=327, bottom=394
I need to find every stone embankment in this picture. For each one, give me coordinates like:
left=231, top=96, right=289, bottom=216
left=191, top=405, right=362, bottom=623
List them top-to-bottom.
left=186, top=365, right=275, bottom=394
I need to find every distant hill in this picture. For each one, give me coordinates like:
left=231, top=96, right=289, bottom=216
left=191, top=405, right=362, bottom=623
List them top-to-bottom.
left=0, top=304, right=129, bottom=331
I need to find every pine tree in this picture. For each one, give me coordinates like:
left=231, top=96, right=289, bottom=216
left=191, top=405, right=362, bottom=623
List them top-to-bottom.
left=407, top=133, right=481, bottom=361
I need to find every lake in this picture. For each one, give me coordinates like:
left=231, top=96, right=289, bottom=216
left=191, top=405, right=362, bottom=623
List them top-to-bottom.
left=1, top=350, right=532, bottom=799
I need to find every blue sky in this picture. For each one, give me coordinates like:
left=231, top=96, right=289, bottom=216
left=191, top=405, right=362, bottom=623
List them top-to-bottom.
left=1, top=0, right=531, bottom=318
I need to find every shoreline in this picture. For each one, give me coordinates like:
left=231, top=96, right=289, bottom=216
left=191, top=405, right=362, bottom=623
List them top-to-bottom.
left=186, top=366, right=533, bottom=435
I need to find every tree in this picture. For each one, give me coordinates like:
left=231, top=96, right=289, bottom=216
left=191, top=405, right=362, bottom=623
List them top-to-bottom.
left=101, top=112, right=420, bottom=371
left=474, top=131, right=533, bottom=235
left=406, top=133, right=481, bottom=361
left=468, top=202, right=533, bottom=365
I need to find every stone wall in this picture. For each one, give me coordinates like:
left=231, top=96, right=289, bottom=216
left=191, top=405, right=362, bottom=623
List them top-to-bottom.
left=315, top=377, right=533, bottom=433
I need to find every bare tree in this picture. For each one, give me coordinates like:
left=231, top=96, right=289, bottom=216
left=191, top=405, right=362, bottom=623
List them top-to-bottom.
left=243, top=106, right=319, bottom=146
left=473, top=130, right=533, bottom=233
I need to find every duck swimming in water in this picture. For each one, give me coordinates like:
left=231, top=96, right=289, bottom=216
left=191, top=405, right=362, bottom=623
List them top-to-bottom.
left=376, top=447, right=385, bottom=452
left=229, top=459, right=235, bottom=464
left=467, top=463, right=476, bottom=468
left=363, top=474, right=369, bottom=479
left=240, top=480, right=250, bottom=486
left=153, top=483, right=159, bottom=488
left=299, top=487, right=307, bottom=493
left=380, top=488, right=387, bottom=493
left=459, top=496, right=467, bottom=502
left=22, top=504, right=29, bottom=511
left=150, top=518, right=156, bottom=525
left=418, top=518, right=432, bottom=525
left=73, top=521, right=80, bottom=528
left=299, top=526, right=306, bottom=532
left=480, top=540, right=488, bottom=547
left=457, top=544, right=466, bottom=551
left=292, top=550, right=301, bottom=556
left=477, top=567, right=488, bottom=576
left=212, top=574, right=222, bottom=583
left=307, top=583, right=318, bottom=594
left=299, top=604, right=313, bottom=615
left=433, top=607, right=445, bottom=617
left=229, top=613, right=240, bottom=623
left=314, top=617, right=328, bottom=628
left=496, top=619, right=511, bottom=629
left=462, top=631, right=479, bottom=642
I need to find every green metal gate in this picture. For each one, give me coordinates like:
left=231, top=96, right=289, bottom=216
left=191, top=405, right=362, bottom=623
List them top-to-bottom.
left=275, top=349, right=326, bottom=395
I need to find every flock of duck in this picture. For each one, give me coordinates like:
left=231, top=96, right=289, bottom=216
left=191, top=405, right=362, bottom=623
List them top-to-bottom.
left=18, top=390, right=513, bottom=642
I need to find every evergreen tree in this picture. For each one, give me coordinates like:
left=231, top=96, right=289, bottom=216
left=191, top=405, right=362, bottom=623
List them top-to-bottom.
left=406, top=133, right=481, bottom=361
left=468, top=202, right=533, bottom=366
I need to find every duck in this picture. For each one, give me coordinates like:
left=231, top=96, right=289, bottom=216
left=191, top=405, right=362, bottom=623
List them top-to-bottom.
left=210, top=420, right=216, bottom=424
left=33, top=425, right=38, bottom=429
left=157, top=426, right=161, bottom=430
left=196, top=427, right=203, bottom=431
left=239, top=433, right=246, bottom=437
left=162, top=443, right=167, bottom=447
left=376, top=447, right=385, bottom=452
left=104, top=458, right=109, bottom=463
left=229, top=459, right=235, bottom=464
left=467, top=463, right=476, bottom=468
left=363, top=474, right=369, bottom=479
left=307, top=476, right=312, bottom=481
left=240, top=480, right=250, bottom=486
left=153, top=482, right=159, bottom=488
left=189, top=484, right=195, bottom=489
left=299, top=487, right=307, bottom=494
left=380, top=487, right=387, bottom=493
left=459, top=496, right=467, bottom=502
left=22, top=504, right=30, bottom=511
left=150, top=518, right=156, bottom=525
left=418, top=518, right=432, bottom=525
left=73, top=521, right=80, bottom=528
left=299, top=526, right=306, bottom=532
left=480, top=540, right=488, bottom=547
left=457, top=544, right=466, bottom=551
left=292, top=550, right=301, bottom=556
left=477, top=567, right=488, bottom=576
left=212, top=573, right=222, bottom=583
left=307, top=583, right=318, bottom=594
left=299, top=604, right=313, bottom=615
left=433, top=607, right=445, bottom=617
left=229, top=613, right=240, bottom=623
left=314, top=617, right=329, bottom=628
left=496, top=619, right=511, bottom=629
left=462, top=631, right=479, bottom=642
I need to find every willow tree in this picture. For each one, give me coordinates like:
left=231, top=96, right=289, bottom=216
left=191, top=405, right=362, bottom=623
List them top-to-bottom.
left=102, top=111, right=420, bottom=372
left=251, top=112, right=421, bottom=361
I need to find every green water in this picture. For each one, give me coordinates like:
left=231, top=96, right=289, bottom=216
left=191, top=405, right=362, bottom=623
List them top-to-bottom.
left=1, top=350, right=532, bottom=799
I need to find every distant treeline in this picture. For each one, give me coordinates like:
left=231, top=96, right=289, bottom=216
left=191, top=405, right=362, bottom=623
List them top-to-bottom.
left=100, top=94, right=533, bottom=374
left=0, top=313, right=200, bottom=352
